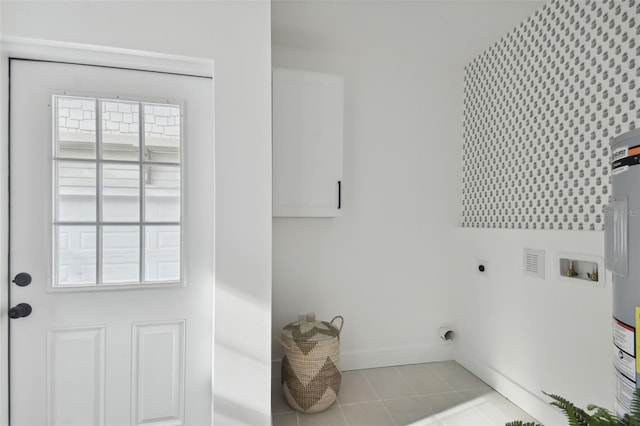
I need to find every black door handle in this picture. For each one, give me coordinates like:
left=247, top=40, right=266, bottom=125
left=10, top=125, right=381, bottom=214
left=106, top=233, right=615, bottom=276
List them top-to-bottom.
left=338, top=181, right=342, bottom=210
left=12, top=272, right=32, bottom=287
left=9, top=303, right=32, bottom=319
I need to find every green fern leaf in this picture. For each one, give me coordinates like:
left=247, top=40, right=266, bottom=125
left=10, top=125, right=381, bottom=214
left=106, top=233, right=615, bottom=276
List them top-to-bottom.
left=507, top=387, right=640, bottom=426
left=629, top=388, right=640, bottom=426
left=543, top=392, right=595, bottom=426
left=586, top=404, right=625, bottom=426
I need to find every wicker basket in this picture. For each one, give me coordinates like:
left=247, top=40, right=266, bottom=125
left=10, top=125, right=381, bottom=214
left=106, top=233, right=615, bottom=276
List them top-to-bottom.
left=278, top=314, right=344, bottom=413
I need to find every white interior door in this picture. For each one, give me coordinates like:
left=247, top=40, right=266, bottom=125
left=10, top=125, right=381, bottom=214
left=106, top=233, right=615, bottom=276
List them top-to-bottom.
left=9, top=59, right=213, bottom=426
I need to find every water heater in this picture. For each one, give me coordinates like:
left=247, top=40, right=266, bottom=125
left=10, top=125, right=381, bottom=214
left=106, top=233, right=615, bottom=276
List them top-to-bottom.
left=607, top=128, right=640, bottom=416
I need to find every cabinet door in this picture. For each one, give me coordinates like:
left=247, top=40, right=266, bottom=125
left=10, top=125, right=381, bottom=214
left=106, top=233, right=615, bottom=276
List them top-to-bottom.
left=273, top=68, right=343, bottom=217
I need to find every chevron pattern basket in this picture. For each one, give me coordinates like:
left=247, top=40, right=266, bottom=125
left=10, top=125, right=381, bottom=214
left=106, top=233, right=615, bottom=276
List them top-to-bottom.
left=279, top=314, right=344, bottom=413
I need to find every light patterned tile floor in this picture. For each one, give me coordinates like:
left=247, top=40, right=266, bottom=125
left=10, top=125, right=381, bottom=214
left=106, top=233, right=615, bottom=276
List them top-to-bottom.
left=272, top=361, right=538, bottom=426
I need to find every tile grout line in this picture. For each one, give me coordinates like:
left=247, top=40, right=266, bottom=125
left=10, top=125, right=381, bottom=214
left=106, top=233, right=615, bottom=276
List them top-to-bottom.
left=424, top=361, right=456, bottom=396
left=275, top=362, right=507, bottom=426
left=424, top=362, right=492, bottom=425
left=425, top=362, right=458, bottom=392
left=428, top=362, right=491, bottom=394
left=392, top=366, right=438, bottom=414
left=393, top=366, right=420, bottom=397
left=359, top=368, right=398, bottom=426
left=358, top=369, right=383, bottom=402
left=336, top=370, right=379, bottom=409
left=452, top=387, right=491, bottom=403
left=458, top=389, right=534, bottom=426
left=337, top=391, right=468, bottom=407
left=380, top=402, right=399, bottom=426
left=336, top=404, right=350, bottom=426
left=471, top=405, right=500, bottom=426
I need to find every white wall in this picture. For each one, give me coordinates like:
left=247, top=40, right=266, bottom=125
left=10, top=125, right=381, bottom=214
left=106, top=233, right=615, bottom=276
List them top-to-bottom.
left=454, top=0, right=635, bottom=421
left=272, top=1, right=545, bottom=371
left=0, top=2, right=272, bottom=425
left=273, top=2, right=616, bottom=423
left=271, top=44, right=460, bottom=370
left=452, top=229, right=612, bottom=425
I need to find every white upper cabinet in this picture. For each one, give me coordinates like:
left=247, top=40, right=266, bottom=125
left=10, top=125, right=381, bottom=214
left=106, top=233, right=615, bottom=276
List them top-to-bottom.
left=272, top=68, right=344, bottom=217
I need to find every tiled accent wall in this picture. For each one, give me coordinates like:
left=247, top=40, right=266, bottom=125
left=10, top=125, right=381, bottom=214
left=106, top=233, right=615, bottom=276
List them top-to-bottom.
left=462, top=0, right=639, bottom=230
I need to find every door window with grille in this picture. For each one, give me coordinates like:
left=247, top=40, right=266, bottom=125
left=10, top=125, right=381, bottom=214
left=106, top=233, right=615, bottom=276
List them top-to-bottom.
left=53, top=96, right=182, bottom=287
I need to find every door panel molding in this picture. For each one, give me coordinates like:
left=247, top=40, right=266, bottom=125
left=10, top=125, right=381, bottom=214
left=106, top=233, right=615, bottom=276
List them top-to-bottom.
left=131, top=320, right=185, bottom=426
left=46, top=326, right=106, bottom=426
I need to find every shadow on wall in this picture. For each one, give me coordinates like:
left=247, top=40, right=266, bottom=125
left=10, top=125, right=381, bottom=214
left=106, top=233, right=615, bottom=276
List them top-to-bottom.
left=214, top=283, right=272, bottom=425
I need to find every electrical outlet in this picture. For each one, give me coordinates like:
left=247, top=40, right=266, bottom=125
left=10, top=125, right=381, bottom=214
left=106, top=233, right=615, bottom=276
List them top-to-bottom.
left=477, top=259, right=488, bottom=275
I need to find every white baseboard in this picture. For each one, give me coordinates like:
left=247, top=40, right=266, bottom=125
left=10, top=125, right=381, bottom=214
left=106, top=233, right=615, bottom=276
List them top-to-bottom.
left=272, top=342, right=454, bottom=379
left=455, top=353, right=564, bottom=425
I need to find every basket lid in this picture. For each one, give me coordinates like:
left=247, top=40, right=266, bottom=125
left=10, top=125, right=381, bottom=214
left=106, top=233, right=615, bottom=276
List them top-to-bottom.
left=282, top=313, right=342, bottom=342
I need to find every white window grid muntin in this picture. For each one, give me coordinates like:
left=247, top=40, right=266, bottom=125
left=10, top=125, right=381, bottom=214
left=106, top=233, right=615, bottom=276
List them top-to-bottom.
left=51, top=94, right=185, bottom=289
